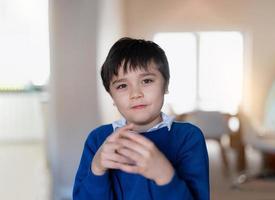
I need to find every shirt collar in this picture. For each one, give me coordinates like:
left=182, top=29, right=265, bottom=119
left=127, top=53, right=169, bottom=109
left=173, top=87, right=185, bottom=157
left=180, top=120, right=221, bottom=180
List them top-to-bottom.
left=112, top=112, right=174, bottom=133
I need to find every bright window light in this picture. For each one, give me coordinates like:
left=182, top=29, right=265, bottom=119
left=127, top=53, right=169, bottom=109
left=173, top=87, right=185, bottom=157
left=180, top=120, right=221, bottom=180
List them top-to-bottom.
left=0, top=0, right=50, bottom=89
left=154, top=32, right=244, bottom=115
left=199, top=32, right=243, bottom=114
left=154, top=33, right=197, bottom=114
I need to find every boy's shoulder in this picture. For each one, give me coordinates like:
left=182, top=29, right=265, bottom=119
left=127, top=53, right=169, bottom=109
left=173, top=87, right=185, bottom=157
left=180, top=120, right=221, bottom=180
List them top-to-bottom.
left=170, top=121, right=207, bottom=154
left=171, top=121, right=205, bottom=141
left=172, top=121, right=201, bottom=131
left=90, top=123, right=113, bottom=135
left=86, top=124, right=113, bottom=147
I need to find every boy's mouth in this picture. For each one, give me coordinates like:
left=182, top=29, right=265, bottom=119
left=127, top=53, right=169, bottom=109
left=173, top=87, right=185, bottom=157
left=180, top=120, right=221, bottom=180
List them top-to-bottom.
left=131, top=104, right=147, bottom=110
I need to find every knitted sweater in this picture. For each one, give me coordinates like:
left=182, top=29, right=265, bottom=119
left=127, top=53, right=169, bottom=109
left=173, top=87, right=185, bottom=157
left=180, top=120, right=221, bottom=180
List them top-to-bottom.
left=73, top=122, right=210, bottom=200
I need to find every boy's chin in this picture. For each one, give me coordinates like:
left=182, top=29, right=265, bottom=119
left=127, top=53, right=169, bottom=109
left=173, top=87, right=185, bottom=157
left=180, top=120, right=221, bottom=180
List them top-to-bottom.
left=125, top=112, right=162, bottom=128
left=126, top=119, right=146, bottom=126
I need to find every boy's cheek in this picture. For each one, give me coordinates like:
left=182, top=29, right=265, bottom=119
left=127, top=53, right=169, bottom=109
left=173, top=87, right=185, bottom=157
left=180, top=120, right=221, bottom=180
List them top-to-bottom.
left=108, top=89, right=115, bottom=97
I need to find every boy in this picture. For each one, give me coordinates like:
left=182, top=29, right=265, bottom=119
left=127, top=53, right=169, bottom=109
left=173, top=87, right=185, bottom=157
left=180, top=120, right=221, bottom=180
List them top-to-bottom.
left=73, top=37, right=210, bottom=200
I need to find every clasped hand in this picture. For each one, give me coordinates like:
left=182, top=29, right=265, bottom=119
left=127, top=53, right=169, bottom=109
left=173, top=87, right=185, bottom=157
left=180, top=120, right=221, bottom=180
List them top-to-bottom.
left=92, top=124, right=174, bottom=185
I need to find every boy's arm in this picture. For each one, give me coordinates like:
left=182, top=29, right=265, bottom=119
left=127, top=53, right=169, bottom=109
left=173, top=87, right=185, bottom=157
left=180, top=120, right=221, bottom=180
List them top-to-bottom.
left=150, top=127, right=210, bottom=200
left=73, top=132, right=114, bottom=200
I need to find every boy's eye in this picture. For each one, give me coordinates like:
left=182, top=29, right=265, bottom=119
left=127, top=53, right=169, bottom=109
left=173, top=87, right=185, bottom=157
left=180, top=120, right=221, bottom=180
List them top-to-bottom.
left=142, top=79, right=153, bottom=84
left=116, top=84, right=127, bottom=90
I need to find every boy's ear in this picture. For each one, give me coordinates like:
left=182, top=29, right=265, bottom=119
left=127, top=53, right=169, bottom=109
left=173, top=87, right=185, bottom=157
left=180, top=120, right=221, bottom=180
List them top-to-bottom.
left=164, top=83, right=169, bottom=94
left=164, top=86, right=169, bottom=94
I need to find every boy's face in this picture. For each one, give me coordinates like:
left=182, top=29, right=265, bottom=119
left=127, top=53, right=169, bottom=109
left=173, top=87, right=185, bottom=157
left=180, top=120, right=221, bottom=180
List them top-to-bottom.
left=109, top=62, right=165, bottom=129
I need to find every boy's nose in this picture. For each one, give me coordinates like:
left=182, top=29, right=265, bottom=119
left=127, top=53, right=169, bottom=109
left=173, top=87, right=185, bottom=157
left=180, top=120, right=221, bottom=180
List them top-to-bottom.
left=130, top=87, right=144, bottom=99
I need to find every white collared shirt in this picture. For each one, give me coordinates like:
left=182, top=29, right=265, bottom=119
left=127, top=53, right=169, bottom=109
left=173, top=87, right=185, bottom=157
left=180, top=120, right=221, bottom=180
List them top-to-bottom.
left=112, top=112, right=174, bottom=133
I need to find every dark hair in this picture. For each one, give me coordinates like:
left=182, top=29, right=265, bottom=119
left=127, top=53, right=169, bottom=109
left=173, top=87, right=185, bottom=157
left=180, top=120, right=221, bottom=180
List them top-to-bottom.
left=100, top=37, right=170, bottom=92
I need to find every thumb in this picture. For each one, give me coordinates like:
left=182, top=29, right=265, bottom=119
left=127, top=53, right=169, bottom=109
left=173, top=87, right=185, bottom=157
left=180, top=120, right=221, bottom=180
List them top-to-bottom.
left=108, top=123, right=134, bottom=142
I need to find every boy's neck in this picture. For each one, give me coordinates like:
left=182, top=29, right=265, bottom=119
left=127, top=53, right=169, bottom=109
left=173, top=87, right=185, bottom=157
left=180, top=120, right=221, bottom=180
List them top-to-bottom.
left=127, top=114, right=163, bottom=133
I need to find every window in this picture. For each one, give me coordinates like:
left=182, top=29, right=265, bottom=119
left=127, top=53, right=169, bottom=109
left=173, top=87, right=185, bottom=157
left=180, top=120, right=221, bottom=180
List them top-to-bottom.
left=0, top=0, right=50, bottom=91
left=154, top=32, right=243, bottom=115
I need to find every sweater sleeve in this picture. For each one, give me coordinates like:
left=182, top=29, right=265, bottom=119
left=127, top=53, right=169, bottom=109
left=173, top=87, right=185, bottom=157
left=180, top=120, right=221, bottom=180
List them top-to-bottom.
left=150, top=125, right=210, bottom=200
left=73, top=130, right=114, bottom=200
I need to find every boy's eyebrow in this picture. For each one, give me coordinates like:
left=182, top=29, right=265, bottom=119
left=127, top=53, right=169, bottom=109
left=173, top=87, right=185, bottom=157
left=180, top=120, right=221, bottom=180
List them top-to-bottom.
left=111, top=72, right=157, bottom=85
left=139, top=72, right=157, bottom=77
left=111, top=78, right=127, bottom=86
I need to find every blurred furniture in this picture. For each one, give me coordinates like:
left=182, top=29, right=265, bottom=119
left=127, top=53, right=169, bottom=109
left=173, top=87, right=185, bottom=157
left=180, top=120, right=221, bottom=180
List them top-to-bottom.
left=233, top=81, right=275, bottom=187
left=175, top=111, right=234, bottom=176
left=233, top=113, right=275, bottom=187
left=228, top=115, right=247, bottom=173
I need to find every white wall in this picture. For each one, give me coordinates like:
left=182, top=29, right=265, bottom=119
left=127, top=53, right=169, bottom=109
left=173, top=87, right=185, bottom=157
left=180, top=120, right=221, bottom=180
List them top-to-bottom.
left=48, top=0, right=100, bottom=199
left=48, top=0, right=125, bottom=199
left=97, top=0, right=125, bottom=124
left=124, top=0, right=275, bottom=124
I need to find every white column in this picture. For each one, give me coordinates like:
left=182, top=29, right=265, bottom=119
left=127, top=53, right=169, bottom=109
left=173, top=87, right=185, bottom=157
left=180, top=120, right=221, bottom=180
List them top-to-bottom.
left=48, top=0, right=100, bottom=199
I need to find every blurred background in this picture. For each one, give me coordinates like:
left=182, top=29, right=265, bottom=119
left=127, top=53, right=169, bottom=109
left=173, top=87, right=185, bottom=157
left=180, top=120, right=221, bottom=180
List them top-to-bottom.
left=0, top=0, right=275, bottom=199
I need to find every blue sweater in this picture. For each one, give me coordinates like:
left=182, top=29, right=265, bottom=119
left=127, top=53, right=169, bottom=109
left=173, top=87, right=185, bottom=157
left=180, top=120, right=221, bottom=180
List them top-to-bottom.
left=73, top=122, right=210, bottom=200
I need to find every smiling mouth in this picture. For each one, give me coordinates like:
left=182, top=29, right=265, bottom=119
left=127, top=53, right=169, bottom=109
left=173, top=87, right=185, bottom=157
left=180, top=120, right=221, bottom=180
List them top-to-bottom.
left=131, top=105, right=147, bottom=109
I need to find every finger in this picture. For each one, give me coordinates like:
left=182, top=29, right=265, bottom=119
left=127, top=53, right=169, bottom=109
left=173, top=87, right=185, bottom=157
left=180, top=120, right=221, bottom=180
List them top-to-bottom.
left=107, top=123, right=135, bottom=142
left=118, top=123, right=135, bottom=132
left=120, top=131, right=153, bottom=149
left=116, top=137, right=148, bottom=156
left=102, top=141, right=121, bottom=153
left=117, top=147, right=142, bottom=163
left=103, top=152, right=136, bottom=165
left=101, top=159, right=123, bottom=170
left=118, top=163, right=139, bottom=174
